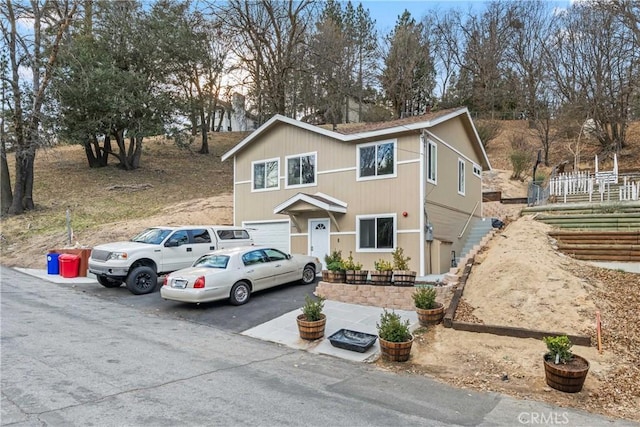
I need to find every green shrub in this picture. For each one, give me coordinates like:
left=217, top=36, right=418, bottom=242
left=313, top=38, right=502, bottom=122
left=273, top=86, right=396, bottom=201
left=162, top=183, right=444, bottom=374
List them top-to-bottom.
left=474, top=120, right=501, bottom=148
left=510, top=150, right=532, bottom=180
left=391, top=247, right=411, bottom=270
left=324, top=250, right=345, bottom=272
left=343, top=251, right=363, bottom=271
left=374, top=259, right=393, bottom=271
left=412, top=286, right=437, bottom=309
left=301, top=295, right=325, bottom=321
left=377, top=309, right=412, bottom=342
left=543, top=335, right=573, bottom=364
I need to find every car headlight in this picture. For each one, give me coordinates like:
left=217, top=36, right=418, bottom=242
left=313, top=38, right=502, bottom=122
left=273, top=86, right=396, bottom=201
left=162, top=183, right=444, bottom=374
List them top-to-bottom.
left=108, top=252, right=128, bottom=260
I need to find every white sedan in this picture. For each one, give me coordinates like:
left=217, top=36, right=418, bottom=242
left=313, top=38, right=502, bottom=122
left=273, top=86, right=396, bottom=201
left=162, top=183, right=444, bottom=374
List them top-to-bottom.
left=160, top=246, right=321, bottom=305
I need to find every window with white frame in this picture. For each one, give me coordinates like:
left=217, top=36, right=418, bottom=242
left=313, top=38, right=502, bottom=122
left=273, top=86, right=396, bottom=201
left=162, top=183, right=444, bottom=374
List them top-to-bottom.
left=357, top=140, right=395, bottom=180
left=427, top=140, right=437, bottom=183
left=286, top=152, right=316, bottom=187
left=253, top=158, right=279, bottom=191
left=458, top=158, right=465, bottom=195
left=473, top=163, right=481, bottom=177
left=357, top=214, right=395, bottom=251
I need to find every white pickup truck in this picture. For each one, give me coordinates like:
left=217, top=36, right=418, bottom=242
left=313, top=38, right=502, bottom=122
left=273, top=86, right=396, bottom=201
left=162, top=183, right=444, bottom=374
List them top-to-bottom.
left=89, top=225, right=253, bottom=295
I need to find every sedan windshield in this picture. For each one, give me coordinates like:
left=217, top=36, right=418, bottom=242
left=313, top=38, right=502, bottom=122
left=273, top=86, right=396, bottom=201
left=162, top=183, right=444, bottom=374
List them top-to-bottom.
left=131, top=228, right=171, bottom=244
left=193, top=254, right=230, bottom=269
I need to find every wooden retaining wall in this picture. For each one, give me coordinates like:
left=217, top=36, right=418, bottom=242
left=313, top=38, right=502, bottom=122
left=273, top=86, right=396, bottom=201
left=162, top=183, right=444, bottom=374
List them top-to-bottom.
left=549, top=230, right=640, bottom=261
left=442, top=256, right=592, bottom=346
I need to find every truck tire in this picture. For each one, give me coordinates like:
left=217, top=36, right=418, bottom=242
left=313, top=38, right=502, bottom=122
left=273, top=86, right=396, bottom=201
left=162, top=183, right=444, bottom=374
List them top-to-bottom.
left=126, top=266, right=158, bottom=295
left=97, top=275, right=122, bottom=288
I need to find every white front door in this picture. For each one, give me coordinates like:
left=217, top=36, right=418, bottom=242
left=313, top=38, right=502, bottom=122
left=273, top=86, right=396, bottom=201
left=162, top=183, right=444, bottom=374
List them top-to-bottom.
left=309, top=219, right=330, bottom=270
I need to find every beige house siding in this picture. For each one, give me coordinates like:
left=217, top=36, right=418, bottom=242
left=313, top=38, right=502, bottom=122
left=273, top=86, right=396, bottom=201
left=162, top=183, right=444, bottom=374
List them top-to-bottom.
left=224, top=109, right=491, bottom=276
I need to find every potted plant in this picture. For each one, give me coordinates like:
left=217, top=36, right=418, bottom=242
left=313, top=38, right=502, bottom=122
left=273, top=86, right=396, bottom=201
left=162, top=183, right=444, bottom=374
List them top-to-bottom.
left=391, top=247, right=416, bottom=286
left=323, top=250, right=346, bottom=283
left=344, top=251, right=368, bottom=284
left=370, top=258, right=393, bottom=285
left=412, top=285, right=445, bottom=326
left=296, top=295, right=326, bottom=340
left=376, top=309, right=413, bottom=362
left=542, top=335, right=589, bottom=393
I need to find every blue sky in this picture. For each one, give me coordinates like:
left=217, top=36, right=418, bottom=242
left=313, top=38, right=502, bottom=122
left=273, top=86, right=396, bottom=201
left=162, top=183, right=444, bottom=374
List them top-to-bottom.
left=359, top=0, right=572, bottom=34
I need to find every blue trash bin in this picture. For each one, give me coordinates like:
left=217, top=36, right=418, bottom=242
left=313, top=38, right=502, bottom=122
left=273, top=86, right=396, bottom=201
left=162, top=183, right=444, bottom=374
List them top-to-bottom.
left=47, top=253, right=60, bottom=275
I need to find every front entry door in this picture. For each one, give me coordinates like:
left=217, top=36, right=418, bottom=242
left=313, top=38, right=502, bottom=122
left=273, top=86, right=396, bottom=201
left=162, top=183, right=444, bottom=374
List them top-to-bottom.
left=309, top=219, right=330, bottom=270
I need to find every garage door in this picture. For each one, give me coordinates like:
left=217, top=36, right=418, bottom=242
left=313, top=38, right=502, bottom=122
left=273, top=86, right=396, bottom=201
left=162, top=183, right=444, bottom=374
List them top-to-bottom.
left=243, top=220, right=290, bottom=253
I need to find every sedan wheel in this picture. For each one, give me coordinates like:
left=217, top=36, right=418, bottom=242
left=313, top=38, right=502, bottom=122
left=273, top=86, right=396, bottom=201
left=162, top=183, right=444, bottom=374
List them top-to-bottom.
left=301, top=265, right=316, bottom=285
left=126, top=266, right=158, bottom=295
left=229, top=281, right=251, bottom=305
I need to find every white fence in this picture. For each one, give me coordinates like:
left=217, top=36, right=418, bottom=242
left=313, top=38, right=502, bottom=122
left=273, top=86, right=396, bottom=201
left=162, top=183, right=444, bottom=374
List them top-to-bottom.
left=545, top=154, right=639, bottom=203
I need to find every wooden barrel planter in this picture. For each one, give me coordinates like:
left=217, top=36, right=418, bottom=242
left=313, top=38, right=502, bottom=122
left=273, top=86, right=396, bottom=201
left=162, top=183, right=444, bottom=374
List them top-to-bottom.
left=345, top=270, right=369, bottom=284
left=370, top=270, right=393, bottom=286
left=393, top=270, right=416, bottom=287
left=323, top=271, right=346, bottom=283
left=416, top=303, right=445, bottom=326
left=296, top=314, right=326, bottom=340
left=378, top=335, right=414, bottom=362
left=543, top=354, right=590, bottom=393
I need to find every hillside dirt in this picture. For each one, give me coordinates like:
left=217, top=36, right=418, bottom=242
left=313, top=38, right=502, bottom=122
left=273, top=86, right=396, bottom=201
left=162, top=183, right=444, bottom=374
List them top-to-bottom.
left=1, top=122, right=639, bottom=423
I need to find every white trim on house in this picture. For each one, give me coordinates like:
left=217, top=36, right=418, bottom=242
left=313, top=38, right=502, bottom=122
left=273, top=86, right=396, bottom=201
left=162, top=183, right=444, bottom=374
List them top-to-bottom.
left=222, top=108, right=491, bottom=171
left=423, top=130, right=480, bottom=168
left=426, top=138, right=437, bottom=185
left=356, top=139, right=398, bottom=182
left=284, top=151, right=318, bottom=189
left=251, top=157, right=280, bottom=192
left=458, top=158, right=466, bottom=196
left=473, top=163, right=481, bottom=177
left=273, top=193, right=347, bottom=214
left=355, top=213, right=398, bottom=253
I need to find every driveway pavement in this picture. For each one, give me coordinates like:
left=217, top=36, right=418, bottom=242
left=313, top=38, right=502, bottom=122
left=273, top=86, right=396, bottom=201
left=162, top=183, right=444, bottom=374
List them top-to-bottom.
left=14, top=268, right=417, bottom=363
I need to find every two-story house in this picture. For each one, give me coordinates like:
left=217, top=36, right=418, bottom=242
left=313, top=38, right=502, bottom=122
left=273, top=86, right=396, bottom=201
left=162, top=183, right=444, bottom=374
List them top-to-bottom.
left=221, top=107, right=491, bottom=276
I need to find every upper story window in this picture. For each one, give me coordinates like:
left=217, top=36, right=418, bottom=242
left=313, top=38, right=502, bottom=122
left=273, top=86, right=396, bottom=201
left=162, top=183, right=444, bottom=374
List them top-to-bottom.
left=357, top=140, right=396, bottom=180
left=427, top=140, right=437, bottom=184
left=286, top=152, right=316, bottom=188
left=253, top=158, right=279, bottom=191
left=458, top=158, right=466, bottom=195
left=473, top=163, right=481, bottom=177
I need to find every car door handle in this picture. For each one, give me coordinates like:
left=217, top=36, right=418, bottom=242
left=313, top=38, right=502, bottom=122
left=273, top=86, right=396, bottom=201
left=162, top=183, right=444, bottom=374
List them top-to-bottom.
left=186, top=248, right=192, bottom=252
left=275, top=264, right=281, bottom=268
left=246, top=269, right=254, bottom=273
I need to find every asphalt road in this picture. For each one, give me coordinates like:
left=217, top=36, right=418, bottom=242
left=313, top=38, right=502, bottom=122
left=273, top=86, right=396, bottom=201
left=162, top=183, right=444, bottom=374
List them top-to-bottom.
left=2, top=266, right=638, bottom=427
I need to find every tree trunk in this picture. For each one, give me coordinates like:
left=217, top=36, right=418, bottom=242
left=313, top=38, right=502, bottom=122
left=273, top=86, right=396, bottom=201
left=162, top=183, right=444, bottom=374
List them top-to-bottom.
left=199, top=110, right=209, bottom=154
left=0, top=145, right=12, bottom=215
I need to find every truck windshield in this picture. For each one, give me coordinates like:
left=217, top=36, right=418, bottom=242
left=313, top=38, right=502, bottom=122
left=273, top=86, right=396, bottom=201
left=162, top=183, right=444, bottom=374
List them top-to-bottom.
left=131, top=228, right=171, bottom=244
left=193, top=254, right=229, bottom=269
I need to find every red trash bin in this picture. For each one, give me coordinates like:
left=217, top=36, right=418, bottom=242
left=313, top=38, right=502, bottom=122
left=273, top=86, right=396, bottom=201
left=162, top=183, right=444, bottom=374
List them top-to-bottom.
left=59, top=254, right=80, bottom=278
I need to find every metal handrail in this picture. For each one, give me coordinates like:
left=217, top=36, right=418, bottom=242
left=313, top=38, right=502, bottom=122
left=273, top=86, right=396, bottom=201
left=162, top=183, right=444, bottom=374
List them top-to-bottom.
left=458, top=201, right=480, bottom=239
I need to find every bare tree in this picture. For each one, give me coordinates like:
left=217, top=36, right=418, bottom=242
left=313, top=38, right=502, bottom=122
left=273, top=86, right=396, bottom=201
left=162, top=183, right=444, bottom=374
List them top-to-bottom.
left=1, top=0, right=79, bottom=215
left=220, top=0, right=316, bottom=122
left=547, top=2, right=638, bottom=152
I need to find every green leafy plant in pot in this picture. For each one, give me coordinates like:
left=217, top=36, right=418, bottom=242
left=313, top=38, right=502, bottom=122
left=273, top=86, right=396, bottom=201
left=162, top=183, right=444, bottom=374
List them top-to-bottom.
left=391, top=247, right=416, bottom=286
left=323, top=250, right=346, bottom=283
left=344, top=251, right=367, bottom=284
left=371, top=258, right=393, bottom=285
left=412, top=285, right=445, bottom=326
left=297, top=295, right=326, bottom=340
left=376, top=309, right=413, bottom=362
left=542, top=335, right=589, bottom=393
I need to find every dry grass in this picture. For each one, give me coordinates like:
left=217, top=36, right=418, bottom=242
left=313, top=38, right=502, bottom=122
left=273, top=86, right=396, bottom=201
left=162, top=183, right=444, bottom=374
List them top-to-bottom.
left=1, top=132, right=248, bottom=259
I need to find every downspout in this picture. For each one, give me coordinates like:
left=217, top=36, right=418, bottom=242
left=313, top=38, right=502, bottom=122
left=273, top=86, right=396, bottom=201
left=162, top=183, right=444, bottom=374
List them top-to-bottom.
left=419, top=131, right=427, bottom=276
